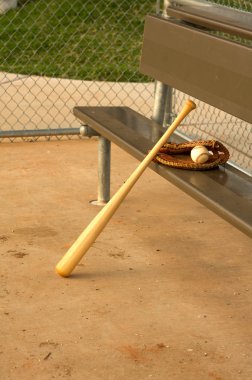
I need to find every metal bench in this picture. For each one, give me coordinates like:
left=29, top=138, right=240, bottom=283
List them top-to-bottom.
left=74, top=0, right=252, bottom=238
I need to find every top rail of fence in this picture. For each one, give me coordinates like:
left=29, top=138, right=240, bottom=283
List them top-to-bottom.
left=165, top=0, right=252, bottom=40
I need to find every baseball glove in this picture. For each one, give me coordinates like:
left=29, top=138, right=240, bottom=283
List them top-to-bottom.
left=153, top=140, right=230, bottom=170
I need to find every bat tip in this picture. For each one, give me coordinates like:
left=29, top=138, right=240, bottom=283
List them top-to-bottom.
left=55, top=265, right=70, bottom=278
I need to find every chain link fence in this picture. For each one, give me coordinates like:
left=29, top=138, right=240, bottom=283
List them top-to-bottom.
left=0, top=0, right=251, bottom=174
left=0, top=0, right=155, bottom=139
left=167, top=0, right=252, bottom=174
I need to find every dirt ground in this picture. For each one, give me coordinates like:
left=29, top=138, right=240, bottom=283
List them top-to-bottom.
left=0, top=139, right=251, bottom=380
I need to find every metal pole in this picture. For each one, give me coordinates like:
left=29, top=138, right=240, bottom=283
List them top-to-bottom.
left=152, top=0, right=173, bottom=128
left=156, top=0, right=161, bottom=14
left=152, top=81, right=169, bottom=126
left=163, top=85, right=174, bottom=126
left=80, top=127, right=111, bottom=205
left=0, top=128, right=83, bottom=139
left=90, top=136, right=111, bottom=206
left=98, top=137, right=111, bottom=204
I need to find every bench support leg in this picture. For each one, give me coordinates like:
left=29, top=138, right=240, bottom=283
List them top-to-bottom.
left=81, top=125, right=111, bottom=206
left=91, top=136, right=111, bottom=206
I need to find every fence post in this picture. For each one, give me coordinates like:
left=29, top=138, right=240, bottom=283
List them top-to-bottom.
left=152, top=0, right=173, bottom=127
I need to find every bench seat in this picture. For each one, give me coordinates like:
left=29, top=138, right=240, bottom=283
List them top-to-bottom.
left=73, top=105, right=252, bottom=238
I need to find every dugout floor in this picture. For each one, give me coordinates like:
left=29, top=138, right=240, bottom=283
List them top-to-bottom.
left=0, top=139, right=251, bottom=380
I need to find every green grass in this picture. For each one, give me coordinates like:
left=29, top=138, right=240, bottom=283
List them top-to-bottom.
left=0, top=0, right=155, bottom=81
left=1, top=0, right=250, bottom=81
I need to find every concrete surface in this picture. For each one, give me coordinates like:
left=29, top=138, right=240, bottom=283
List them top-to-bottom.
left=0, top=0, right=17, bottom=14
left=0, top=73, right=154, bottom=131
left=0, top=139, right=251, bottom=379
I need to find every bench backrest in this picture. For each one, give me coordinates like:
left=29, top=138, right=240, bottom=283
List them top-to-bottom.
left=139, top=10, right=252, bottom=124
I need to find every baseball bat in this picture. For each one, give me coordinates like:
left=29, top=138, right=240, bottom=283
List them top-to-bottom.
left=56, top=100, right=196, bottom=277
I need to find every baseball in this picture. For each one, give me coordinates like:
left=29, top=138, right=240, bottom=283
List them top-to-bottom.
left=190, top=145, right=210, bottom=164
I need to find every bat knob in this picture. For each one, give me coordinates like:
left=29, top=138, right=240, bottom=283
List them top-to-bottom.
left=185, top=100, right=196, bottom=111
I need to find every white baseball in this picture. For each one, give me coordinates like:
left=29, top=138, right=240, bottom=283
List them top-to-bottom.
left=190, top=145, right=210, bottom=164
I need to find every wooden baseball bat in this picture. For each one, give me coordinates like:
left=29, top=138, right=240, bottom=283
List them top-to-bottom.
left=56, top=100, right=196, bottom=277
